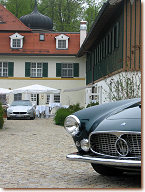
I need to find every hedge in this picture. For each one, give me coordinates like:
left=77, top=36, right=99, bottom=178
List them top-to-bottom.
left=54, top=104, right=83, bottom=126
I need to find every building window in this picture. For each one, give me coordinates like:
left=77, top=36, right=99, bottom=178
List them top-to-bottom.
left=10, top=33, right=24, bottom=49
left=40, top=34, right=45, bottom=41
left=55, top=34, right=69, bottom=49
left=12, top=39, right=21, bottom=48
left=58, top=40, right=66, bottom=49
left=0, top=62, right=8, bottom=77
left=31, top=62, right=42, bottom=77
left=62, top=63, right=73, bottom=78
left=14, top=93, right=22, bottom=101
left=0, top=94, right=6, bottom=105
left=31, top=94, right=37, bottom=102
left=46, top=94, right=50, bottom=104
left=54, top=94, right=60, bottom=103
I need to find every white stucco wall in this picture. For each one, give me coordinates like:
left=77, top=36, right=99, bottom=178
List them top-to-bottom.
left=0, top=55, right=86, bottom=107
left=86, top=71, right=141, bottom=105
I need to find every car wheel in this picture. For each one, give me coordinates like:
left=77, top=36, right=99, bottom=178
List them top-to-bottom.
left=30, top=116, right=35, bottom=120
left=7, top=117, right=11, bottom=120
left=91, top=163, right=123, bottom=176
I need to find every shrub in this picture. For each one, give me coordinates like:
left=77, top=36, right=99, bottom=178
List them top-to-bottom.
left=86, top=102, right=99, bottom=108
left=0, top=103, right=4, bottom=129
left=54, top=103, right=83, bottom=126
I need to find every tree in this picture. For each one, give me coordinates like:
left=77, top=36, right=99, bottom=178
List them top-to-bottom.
left=2, top=0, right=106, bottom=32
left=3, top=0, right=35, bottom=18
left=39, top=0, right=84, bottom=32
left=83, top=0, right=107, bottom=31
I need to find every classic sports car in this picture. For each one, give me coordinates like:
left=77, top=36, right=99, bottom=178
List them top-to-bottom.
left=64, top=98, right=141, bottom=176
left=7, top=100, right=35, bottom=120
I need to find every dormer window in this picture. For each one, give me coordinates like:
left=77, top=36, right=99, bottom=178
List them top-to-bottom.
left=9, top=33, right=24, bottom=49
left=55, top=34, right=69, bottom=49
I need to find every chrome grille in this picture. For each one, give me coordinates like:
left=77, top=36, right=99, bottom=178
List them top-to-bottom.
left=90, top=132, right=141, bottom=158
left=122, top=134, right=141, bottom=156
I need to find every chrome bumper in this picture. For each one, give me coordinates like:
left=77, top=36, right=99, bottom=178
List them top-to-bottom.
left=66, top=153, right=141, bottom=168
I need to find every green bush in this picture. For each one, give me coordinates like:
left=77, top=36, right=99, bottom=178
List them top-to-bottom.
left=86, top=102, right=99, bottom=108
left=0, top=103, right=4, bottom=129
left=54, top=103, right=83, bottom=126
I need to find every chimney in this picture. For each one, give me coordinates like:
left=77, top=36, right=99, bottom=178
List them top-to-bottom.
left=80, top=21, right=87, bottom=47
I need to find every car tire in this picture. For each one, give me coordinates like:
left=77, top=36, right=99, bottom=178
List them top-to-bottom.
left=30, top=116, right=35, bottom=120
left=7, top=117, right=11, bottom=120
left=91, top=163, right=123, bottom=176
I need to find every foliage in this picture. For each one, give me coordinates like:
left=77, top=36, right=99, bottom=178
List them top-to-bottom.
left=2, top=0, right=106, bottom=32
left=2, top=0, right=35, bottom=18
left=39, top=0, right=84, bottom=32
left=83, top=0, right=106, bottom=31
left=104, top=71, right=141, bottom=101
left=86, top=101, right=99, bottom=108
left=0, top=103, right=4, bottom=129
left=54, top=103, right=83, bottom=126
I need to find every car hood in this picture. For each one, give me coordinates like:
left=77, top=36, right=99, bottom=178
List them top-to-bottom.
left=73, top=98, right=141, bottom=132
left=93, top=105, right=141, bottom=133
left=107, top=105, right=141, bottom=120
left=8, top=106, right=32, bottom=112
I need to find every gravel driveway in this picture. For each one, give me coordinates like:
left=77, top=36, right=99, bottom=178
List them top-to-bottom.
left=0, top=118, right=141, bottom=188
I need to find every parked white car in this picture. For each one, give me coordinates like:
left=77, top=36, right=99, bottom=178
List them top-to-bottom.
left=7, top=100, right=35, bottom=120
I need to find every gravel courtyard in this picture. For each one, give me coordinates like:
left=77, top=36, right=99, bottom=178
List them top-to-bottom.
left=0, top=118, right=141, bottom=188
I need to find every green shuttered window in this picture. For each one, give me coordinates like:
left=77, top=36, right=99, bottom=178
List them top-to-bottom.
left=0, top=61, right=14, bottom=77
left=8, top=62, right=14, bottom=77
left=25, top=62, right=48, bottom=77
left=25, top=62, right=30, bottom=77
left=43, top=63, right=48, bottom=77
left=56, top=63, right=79, bottom=77
left=56, top=63, right=62, bottom=77
left=73, top=63, right=79, bottom=77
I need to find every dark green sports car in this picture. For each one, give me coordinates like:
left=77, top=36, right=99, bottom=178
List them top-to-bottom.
left=64, top=98, right=141, bottom=176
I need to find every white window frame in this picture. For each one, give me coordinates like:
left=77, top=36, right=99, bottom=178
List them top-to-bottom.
left=9, top=33, right=24, bottom=49
left=55, top=34, right=69, bottom=49
left=0, top=61, right=8, bottom=77
left=30, top=62, right=43, bottom=77
left=61, top=63, right=73, bottom=78
left=14, top=93, right=22, bottom=101
left=31, top=94, right=37, bottom=102
left=46, top=94, right=50, bottom=104
left=54, top=94, right=60, bottom=103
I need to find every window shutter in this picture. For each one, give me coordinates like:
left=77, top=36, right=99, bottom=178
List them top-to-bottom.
left=8, top=62, right=14, bottom=77
left=25, top=62, right=30, bottom=77
left=43, top=63, right=48, bottom=77
left=56, top=63, right=62, bottom=77
left=73, top=63, right=79, bottom=77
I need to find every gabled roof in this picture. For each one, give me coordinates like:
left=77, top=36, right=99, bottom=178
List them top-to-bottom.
left=0, top=4, right=31, bottom=31
left=0, top=32, right=80, bottom=56
left=55, top=34, right=69, bottom=40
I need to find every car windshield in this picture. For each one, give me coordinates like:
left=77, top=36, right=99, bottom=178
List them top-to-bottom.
left=11, top=100, right=32, bottom=106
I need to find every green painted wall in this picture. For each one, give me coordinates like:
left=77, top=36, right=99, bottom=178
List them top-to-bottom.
left=86, top=12, right=124, bottom=85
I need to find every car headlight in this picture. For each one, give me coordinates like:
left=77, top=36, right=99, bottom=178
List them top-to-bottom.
left=27, top=108, right=33, bottom=113
left=7, top=109, right=13, bottom=113
left=64, top=115, right=80, bottom=136
left=80, top=139, right=89, bottom=152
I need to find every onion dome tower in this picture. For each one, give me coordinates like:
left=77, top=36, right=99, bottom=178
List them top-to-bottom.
left=20, top=0, right=53, bottom=31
